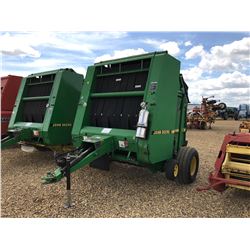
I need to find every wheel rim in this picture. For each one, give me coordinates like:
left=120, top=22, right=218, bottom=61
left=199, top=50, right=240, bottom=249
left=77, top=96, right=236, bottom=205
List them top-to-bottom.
left=190, top=156, right=197, bottom=176
left=173, top=164, right=179, bottom=177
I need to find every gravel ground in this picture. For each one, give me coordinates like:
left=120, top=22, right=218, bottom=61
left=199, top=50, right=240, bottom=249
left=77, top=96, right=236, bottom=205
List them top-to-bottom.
left=1, top=120, right=250, bottom=218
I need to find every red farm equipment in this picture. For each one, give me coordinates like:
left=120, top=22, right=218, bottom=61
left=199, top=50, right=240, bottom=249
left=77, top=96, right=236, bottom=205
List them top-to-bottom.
left=1, top=75, right=22, bottom=138
left=187, top=96, right=226, bottom=129
left=198, top=131, right=250, bottom=192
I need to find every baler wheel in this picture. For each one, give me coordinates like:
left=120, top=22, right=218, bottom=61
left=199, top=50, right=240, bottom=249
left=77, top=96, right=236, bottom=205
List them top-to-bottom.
left=176, top=147, right=199, bottom=184
left=89, top=155, right=111, bottom=171
left=164, top=159, right=179, bottom=181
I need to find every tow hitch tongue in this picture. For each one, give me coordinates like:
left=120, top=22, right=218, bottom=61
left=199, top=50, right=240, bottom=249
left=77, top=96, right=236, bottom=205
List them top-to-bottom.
left=41, top=135, right=114, bottom=208
left=42, top=146, right=92, bottom=208
left=42, top=155, right=74, bottom=208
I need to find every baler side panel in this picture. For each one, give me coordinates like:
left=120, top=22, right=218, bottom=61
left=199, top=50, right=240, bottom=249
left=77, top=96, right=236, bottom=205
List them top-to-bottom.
left=146, top=54, right=181, bottom=163
left=72, top=66, right=96, bottom=146
left=43, top=70, right=83, bottom=145
left=40, top=71, right=62, bottom=143
left=177, top=76, right=189, bottom=149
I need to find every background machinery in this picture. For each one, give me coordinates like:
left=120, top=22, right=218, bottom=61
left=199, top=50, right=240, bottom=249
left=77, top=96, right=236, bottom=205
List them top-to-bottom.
left=42, top=51, right=199, bottom=207
left=1, top=69, right=83, bottom=152
left=1, top=75, right=22, bottom=138
left=187, top=96, right=226, bottom=129
left=238, top=104, right=250, bottom=120
left=217, top=107, right=238, bottom=120
left=239, top=121, right=250, bottom=133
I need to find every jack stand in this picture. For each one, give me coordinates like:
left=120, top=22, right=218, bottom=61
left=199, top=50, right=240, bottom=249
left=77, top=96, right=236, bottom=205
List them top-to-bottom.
left=64, top=157, right=74, bottom=208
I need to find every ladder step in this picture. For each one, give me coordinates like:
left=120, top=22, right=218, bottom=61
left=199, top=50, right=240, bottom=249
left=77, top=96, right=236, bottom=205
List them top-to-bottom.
left=27, top=81, right=53, bottom=86
left=22, top=96, right=50, bottom=101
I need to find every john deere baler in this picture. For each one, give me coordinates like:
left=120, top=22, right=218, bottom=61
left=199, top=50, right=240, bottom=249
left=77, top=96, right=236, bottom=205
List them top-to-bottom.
left=42, top=51, right=199, bottom=207
left=1, top=68, right=83, bottom=151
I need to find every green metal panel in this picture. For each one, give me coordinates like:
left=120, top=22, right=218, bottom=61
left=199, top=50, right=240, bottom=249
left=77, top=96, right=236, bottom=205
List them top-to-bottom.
left=141, top=53, right=180, bottom=163
left=72, top=66, right=95, bottom=142
left=3, top=69, right=83, bottom=149
left=43, top=69, right=83, bottom=145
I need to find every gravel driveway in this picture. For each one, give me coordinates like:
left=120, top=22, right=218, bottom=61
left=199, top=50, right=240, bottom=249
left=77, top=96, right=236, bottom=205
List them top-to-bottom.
left=1, top=120, right=249, bottom=217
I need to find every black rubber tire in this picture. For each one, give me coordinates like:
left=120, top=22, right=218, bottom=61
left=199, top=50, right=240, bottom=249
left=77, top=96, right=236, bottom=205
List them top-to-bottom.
left=218, top=102, right=227, bottom=110
left=223, top=113, right=228, bottom=120
left=200, top=121, right=207, bottom=130
left=176, top=147, right=199, bottom=184
left=89, top=155, right=111, bottom=171
left=165, top=159, right=179, bottom=181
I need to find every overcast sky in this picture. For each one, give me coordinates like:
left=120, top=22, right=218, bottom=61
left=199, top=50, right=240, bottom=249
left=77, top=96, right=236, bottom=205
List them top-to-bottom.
left=1, top=31, right=249, bottom=107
